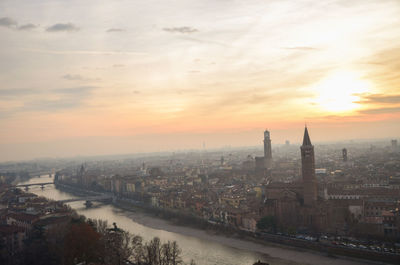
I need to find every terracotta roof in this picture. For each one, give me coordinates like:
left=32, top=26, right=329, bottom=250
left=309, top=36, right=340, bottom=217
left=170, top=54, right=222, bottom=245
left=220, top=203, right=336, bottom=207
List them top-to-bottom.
left=7, top=212, right=40, bottom=223
left=35, top=216, right=71, bottom=227
left=0, top=224, right=25, bottom=235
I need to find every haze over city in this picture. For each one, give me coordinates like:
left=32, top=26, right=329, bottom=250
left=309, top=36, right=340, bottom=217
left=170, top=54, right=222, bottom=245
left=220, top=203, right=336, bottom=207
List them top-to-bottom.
left=1, top=0, right=400, bottom=161
left=2, top=2, right=400, bottom=265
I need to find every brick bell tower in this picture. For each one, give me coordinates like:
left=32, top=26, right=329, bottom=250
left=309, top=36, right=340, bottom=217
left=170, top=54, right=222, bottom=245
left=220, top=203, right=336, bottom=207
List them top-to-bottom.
left=301, top=126, right=317, bottom=206
left=263, top=130, right=272, bottom=168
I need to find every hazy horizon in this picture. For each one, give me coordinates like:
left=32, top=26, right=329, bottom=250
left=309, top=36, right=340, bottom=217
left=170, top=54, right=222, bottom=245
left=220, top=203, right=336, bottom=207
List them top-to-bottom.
left=1, top=0, right=400, bottom=161
left=0, top=128, right=397, bottom=163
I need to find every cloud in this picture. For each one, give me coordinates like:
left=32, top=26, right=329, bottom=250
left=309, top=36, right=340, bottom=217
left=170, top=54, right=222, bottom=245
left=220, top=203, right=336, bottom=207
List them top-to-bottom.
left=0, top=17, right=17, bottom=28
left=0, top=18, right=37, bottom=31
left=18, top=23, right=37, bottom=31
left=46, top=23, right=79, bottom=32
left=163, top=26, right=198, bottom=34
left=106, top=28, right=125, bottom=32
left=178, top=36, right=228, bottom=47
left=283, top=47, right=318, bottom=51
left=22, top=48, right=146, bottom=56
left=361, top=48, right=400, bottom=90
left=113, top=64, right=125, bottom=68
left=187, top=67, right=330, bottom=116
left=62, top=74, right=84, bottom=81
left=62, top=74, right=100, bottom=82
left=0, top=86, right=96, bottom=117
left=0, top=86, right=95, bottom=99
left=22, top=86, right=96, bottom=112
left=54, top=86, right=95, bottom=95
left=192, top=87, right=314, bottom=116
left=0, top=88, right=36, bottom=97
left=357, top=94, right=400, bottom=104
left=23, top=99, right=81, bottom=111
left=359, top=107, right=400, bottom=115
left=318, top=114, right=360, bottom=121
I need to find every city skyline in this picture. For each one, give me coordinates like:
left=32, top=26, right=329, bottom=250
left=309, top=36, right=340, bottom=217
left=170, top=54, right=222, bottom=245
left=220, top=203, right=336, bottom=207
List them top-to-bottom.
left=1, top=0, right=400, bottom=161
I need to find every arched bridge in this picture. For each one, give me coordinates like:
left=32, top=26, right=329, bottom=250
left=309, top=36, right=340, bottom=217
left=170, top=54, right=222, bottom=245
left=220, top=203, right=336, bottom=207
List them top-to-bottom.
left=14, top=182, right=54, bottom=190
left=16, top=182, right=54, bottom=188
left=58, top=194, right=113, bottom=203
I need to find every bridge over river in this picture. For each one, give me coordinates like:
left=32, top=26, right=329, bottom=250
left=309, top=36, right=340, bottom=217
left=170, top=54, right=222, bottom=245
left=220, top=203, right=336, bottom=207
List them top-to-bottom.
left=14, top=181, right=113, bottom=206
left=15, top=182, right=54, bottom=189
left=59, top=194, right=113, bottom=203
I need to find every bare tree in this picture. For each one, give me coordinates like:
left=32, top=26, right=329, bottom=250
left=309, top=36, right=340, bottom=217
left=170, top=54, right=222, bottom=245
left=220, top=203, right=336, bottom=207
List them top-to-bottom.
left=90, top=218, right=109, bottom=236
left=86, top=220, right=186, bottom=265
left=102, top=225, right=133, bottom=265
left=131, top=235, right=145, bottom=264
left=144, top=237, right=161, bottom=265
left=161, top=241, right=172, bottom=265
left=171, top=241, right=182, bottom=265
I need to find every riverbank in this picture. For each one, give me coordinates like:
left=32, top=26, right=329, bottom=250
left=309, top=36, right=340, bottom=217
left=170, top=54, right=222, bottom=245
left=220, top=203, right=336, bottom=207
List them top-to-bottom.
left=55, top=183, right=397, bottom=265
left=113, top=199, right=399, bottom=265
left=114, top=201, right=380, bottom=265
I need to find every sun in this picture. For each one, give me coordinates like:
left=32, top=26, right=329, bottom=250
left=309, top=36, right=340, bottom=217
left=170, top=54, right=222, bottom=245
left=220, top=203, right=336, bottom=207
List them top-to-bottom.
left=311, top=71, right=372, bottom=113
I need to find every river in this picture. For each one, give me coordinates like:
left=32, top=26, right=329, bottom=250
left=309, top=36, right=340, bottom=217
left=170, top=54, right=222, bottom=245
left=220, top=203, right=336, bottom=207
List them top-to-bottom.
left=20, top=175, right=374, bottom=265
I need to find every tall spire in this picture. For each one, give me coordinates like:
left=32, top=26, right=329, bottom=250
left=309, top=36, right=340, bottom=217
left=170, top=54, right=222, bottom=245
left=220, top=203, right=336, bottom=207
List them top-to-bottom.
left=301, top=126, right=317, bottom=206
left=302, top=126, right=312, bottom=146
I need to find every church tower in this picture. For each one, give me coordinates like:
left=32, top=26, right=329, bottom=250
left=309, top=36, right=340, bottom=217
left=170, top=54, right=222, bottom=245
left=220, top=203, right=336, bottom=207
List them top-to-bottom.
left=301, top=126, right=317, bottom=206
left=263, top=130, right=272, bottom=168
left=342, top=148, right=348, bottom=162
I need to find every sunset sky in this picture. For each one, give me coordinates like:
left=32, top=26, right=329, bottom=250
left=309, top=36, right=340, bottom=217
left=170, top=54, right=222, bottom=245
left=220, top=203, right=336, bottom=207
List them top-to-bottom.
left=1, top=0, right=400, bottom=161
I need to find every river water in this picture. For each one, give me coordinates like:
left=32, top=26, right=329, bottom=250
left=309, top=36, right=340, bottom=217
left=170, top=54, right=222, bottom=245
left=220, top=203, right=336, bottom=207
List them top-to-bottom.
left=20, top=175, right=373, bottom=265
